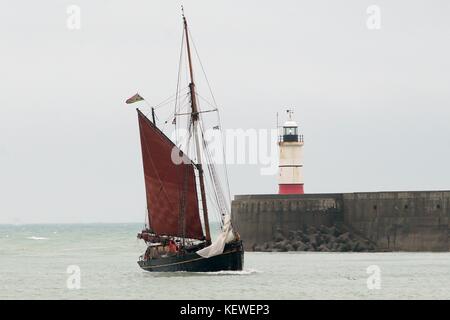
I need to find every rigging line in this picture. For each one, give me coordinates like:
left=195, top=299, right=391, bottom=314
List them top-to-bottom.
left=174, top=26, right=186, bottom=145
left=184, top=26, right=230, bottom=227
left=188, top=29, right=219, bottom=107
left=188, top=29, right=232, bottom=211
left=183, top=37, right=190, bottom=91
left=141, top=86, right=189, bottom=114
left=154, top=86, right=190, bottom=109
left=142, top=89, right=190, bottom=123
left=154, top=91, right=189, bottom=110
left=161, top=93, right=190, bottom=134
left=176, top=93, right=192, bottom=115
left=196, top=93, right=218, bottom=110
left=177, top=94, right=195, bottom=154
left=144, top=96, right=184, bottom=121
left=172, top=97, right=192, bottom=151
left=197, top=102, right=231, bottom=213
left=198, top=103, right=231, bottom=214
left=196, top=105, right=229, bottom=211
left=200, top=109, right=230, bottom=215
left=216, top=109, right=232, bottom=207
left=160, top=112, right=174, bottom=133
left=198, top=112, right=226, bottom=197
left=198, top=117, right=229, bottom=221
left=177, top=121, right=192, bottom=155
left=199, top=133, right=222, bottom=209
left=200, top=150, right=223, bottom=226
left=207, top=151, right=229, bottom=218
left=204, top=163, right=227, bottom=226
left=208, top=164, right=228, bottom=217
left=202, top=165, right=221, bottom=205
left=207, top=174, right=226, bottom=225
left=204, top=177, right=223, bottom=226
left=207, top=180, right=226, bottom=225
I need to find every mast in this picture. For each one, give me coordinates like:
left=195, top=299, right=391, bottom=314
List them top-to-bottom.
left=183, top=13, right=211, bottom=243
left=151, top=107, right=156, bottom=124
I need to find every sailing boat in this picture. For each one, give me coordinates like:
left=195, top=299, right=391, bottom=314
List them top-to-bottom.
left=133, top=13, right=244, bottom=272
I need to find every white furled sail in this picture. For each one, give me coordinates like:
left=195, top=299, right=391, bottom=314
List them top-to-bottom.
left=196, top=215, right=235, bottom=258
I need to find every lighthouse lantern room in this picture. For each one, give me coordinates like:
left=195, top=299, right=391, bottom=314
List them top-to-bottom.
left=278, top=109, right=304, bottom=194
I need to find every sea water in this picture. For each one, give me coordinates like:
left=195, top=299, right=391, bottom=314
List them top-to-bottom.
left=0, top=224, right=449, bottom=300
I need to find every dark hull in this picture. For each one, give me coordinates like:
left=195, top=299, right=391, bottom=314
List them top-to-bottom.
left=138, top=240, right=244, bottom=272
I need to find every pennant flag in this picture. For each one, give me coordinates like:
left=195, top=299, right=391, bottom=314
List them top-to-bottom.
left=126, top=93, right=144, bottom=104
left=172, top=118, right=177, bottom=125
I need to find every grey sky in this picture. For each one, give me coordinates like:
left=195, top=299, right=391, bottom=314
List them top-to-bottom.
left=1, top=1, right=450, bottom=224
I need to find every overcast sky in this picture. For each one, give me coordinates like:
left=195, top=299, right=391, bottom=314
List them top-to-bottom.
left=1, top=1, right=449, bottom=224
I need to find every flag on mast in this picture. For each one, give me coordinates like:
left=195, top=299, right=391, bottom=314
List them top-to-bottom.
left=126, top=93, right=144, bottom=104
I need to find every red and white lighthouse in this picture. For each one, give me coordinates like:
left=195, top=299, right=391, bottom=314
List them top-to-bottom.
left=278, top=109, right=304, bottom=194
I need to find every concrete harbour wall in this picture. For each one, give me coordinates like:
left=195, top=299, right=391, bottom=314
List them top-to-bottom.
left=231, top=191, right=450, bottom=252
left=343, top=192, right=449, bottom=251
left=231, top=194, right=343, bottom=249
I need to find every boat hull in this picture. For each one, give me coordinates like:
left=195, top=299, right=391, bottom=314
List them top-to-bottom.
left=138, top=241, right=244, bottom=272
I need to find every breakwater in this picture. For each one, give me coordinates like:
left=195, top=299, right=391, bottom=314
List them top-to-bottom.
left=231, top=191, right=450, bottom=252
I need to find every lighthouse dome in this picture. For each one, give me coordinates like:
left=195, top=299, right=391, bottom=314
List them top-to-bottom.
left=283, top=120, right=298, bottom=128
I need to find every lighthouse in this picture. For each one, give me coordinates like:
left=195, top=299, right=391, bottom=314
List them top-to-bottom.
left=278, top=109, right=304, bottom=194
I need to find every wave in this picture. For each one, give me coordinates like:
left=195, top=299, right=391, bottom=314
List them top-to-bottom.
left=26, top=236, right=49, bottom=240
left=61, top=246, right=114, bottom=251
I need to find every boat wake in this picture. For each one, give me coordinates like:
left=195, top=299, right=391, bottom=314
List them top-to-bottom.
left=26, top=236, right=49, bottom=240
left=148, top=268, right=261, bottom=278
left=203, top=268, right=261, bottom=276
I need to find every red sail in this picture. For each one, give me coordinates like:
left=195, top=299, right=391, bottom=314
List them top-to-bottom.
left=137, top=109, right=204, bottom=240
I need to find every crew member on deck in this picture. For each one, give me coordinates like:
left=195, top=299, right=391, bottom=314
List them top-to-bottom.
left=169, top=239, right=179, bottom=253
